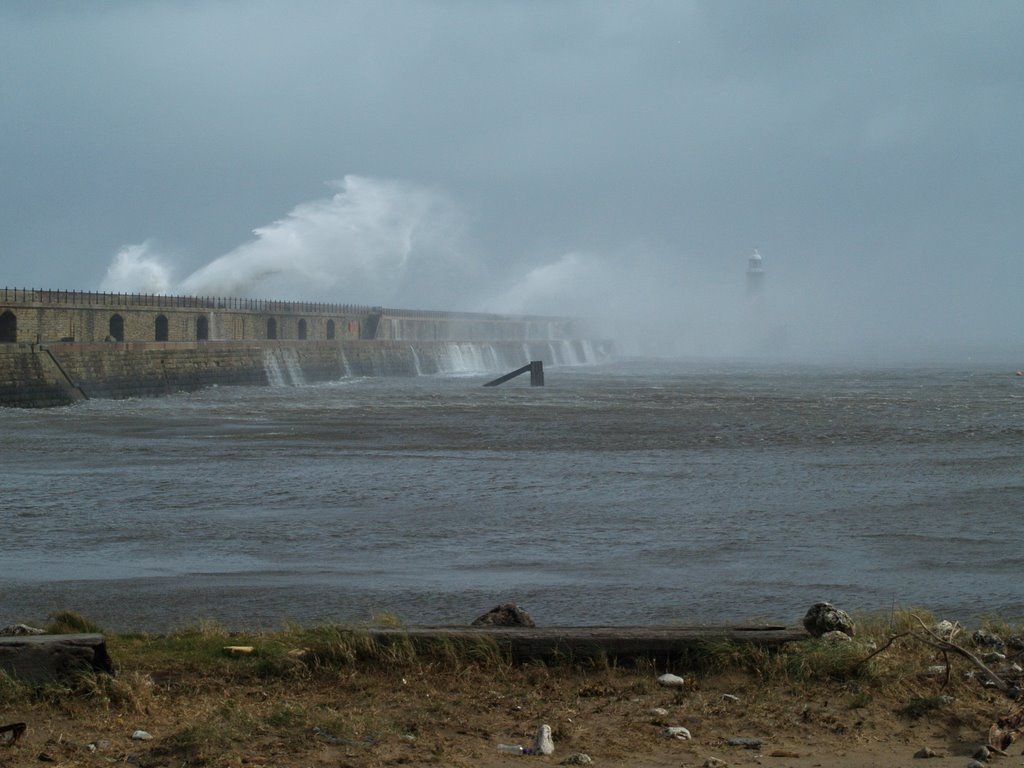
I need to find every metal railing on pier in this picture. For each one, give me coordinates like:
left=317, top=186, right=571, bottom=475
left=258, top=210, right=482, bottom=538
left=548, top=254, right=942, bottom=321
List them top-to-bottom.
left=0, top=287, right=570, bottom=322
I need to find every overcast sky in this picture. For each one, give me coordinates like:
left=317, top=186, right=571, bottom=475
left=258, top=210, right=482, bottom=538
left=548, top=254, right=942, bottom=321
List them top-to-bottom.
left=2, top=1, right=1022, bottom=360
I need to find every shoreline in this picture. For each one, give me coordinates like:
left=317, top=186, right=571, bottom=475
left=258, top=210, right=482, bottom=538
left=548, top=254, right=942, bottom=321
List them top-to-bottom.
left=2, top=608, right=1022, bottom=766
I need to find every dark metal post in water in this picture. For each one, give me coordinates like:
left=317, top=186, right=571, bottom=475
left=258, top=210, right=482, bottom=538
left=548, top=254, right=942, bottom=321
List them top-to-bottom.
left=530, top=360, right=544, bottom=386
left=484, top=361, right=544, bottom=387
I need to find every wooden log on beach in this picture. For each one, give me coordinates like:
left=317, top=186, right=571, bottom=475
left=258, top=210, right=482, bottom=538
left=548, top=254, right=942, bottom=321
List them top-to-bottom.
left=360, top=624, right=809, bottom=664
left=0, top=634, right=114, bottom=683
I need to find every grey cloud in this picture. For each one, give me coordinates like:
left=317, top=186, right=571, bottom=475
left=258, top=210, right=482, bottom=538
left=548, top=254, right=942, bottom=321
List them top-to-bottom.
left=2, top=0, right=1022, bottom=360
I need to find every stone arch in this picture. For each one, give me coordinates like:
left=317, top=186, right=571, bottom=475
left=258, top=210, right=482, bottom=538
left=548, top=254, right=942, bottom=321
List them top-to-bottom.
left=0, top=310, right=16, bottom=343
left=109, top=314, right=125, bottom=342
left=155, top=314, right=169, bottom=342
left=196, top=315, right=210, bottom=341
left=267, top=317, right=277, bottom=340
left=297, top=318, right=307, bottom=340
left=326, top=319, right=336, bottom=340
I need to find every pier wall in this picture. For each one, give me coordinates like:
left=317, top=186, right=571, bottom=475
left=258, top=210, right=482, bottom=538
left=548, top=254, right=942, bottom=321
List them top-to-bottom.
left=0, top=288, right=609, bottom=407
left=0, top=289, right=368, bottom=344
left=0, top=338, right=611, bottom=407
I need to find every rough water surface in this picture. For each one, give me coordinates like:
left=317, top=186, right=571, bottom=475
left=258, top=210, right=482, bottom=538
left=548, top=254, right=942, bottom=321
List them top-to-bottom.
left=2, top=359, right=1021, bottom=631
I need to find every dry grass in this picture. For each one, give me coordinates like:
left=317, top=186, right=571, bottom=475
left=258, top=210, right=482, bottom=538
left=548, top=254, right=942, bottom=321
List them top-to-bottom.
left=0, top=610, right=1020, bottom=767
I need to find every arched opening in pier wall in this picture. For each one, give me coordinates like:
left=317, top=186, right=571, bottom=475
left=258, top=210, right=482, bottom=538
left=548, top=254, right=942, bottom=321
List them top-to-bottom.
left=0, top=310, right=16, bottom=342
left=109, top=314, right=124, bottom=342
left=155, top=315, right=169, bottom=342
left=196, top=316, right=210, bottom=341
left=267, top=318, right=277, bottom=340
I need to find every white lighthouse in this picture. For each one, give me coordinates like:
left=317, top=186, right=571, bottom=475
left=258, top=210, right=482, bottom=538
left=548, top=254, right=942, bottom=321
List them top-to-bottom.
left=746, top=248, right=765, bottom=293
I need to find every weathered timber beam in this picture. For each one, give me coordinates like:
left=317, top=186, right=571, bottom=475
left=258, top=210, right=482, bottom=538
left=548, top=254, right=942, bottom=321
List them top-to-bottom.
left=354, top=624, right=809, bottom=664
left=0, top=634, right=113, bottom=683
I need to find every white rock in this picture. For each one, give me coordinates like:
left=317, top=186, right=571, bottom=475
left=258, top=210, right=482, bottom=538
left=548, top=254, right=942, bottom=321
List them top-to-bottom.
left=0, top=624, right=46, bottom=636
left=821, top=630, right=853, bottom=643
left=657, top=673, right=686, bottom=687
left=721, top=693, right=740, bottom=702
left=649, top=707, right=669, bottom=716
left=533, top=724, right=555, bottom=755
left=663, top=726, right=692, bottom=740
left=131, top=730, right=153, bottom=741
left=560, top=753, right=593, bottom=765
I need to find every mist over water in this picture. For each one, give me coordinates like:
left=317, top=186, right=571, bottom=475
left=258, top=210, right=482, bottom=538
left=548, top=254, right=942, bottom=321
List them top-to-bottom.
left=99, top=175, right=1023, bottom=365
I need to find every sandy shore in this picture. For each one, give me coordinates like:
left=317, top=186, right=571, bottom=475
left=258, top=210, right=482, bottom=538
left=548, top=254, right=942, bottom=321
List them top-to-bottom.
left=1, top=613, right=1020, bottom=767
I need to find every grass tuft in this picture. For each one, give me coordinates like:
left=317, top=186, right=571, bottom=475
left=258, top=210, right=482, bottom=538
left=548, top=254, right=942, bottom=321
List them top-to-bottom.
left=47, top=609, right=103, bottom=634
left=72, top=669, right=153, bottom=711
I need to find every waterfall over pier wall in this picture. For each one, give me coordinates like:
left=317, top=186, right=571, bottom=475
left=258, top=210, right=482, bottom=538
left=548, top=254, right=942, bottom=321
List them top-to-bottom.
left=0, top=288, right=613, bottom=407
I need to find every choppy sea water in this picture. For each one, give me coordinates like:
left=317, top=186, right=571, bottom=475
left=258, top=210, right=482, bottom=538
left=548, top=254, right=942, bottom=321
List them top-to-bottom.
left=2, top=359, right=1022, bottom=631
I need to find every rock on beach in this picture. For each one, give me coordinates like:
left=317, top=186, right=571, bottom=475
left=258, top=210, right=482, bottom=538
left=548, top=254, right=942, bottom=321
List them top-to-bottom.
left=802, top=602, right=855, bottom=638
left=470, top=604, right=536, bottom=627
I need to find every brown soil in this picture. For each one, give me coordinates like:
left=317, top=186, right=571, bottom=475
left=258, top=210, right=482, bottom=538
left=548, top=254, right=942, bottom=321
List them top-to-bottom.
left=0, top=633, right=1018, bottom=768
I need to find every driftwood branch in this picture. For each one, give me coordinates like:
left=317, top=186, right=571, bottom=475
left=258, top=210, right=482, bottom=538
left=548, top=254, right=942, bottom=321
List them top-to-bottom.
left=907, top=614, right=1015, bottom=697
left=857, top=615, right=1016, bottom=697
left=859, top=616, right=1023, bottom=750
left=857, top=630, right=913, bottom=666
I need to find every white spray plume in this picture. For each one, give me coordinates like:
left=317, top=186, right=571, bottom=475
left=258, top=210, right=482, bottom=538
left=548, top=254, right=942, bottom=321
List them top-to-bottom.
left=178, top=175, right=473, bottom=306
left=95, top=177, right=812, bottom=360
left=99, top=242, right=173, bottom=294
left=484, top=247, right=762, bottom=358
left=487, top=252, right=607, bottom=316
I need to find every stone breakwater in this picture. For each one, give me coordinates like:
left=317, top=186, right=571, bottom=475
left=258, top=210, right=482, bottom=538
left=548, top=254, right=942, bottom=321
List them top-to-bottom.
left=0, top=288, right=611, bottom=407
left=0, top=338, right=612, bottom=408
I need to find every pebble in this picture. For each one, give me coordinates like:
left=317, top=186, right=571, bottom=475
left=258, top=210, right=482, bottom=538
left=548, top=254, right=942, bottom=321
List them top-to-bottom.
left=972, top=629, right=1004, bottom=650
left=820, top=630, right=853, bottom=643
left=657, top=673, right=686, bottom=687
left=721, top=694, right=740, bottom=703
left=649, top=707, right=669, bottom=716
left=533, top=724, right=555, bottom=755
left=663, top=726, right=691, bottom=740
left=131, top=730, right=153, bottom=741
left=727, top=736, right=763, bottom=749
left=913, top=746, right=939, bottom=758
left=560, top=753, right=593, bottom=765
left=703, top=758, right=727, bottom=768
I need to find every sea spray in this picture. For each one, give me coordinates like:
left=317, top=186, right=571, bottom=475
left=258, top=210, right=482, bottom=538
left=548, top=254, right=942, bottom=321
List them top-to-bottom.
left=178, top=176, right=473, bottom=306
